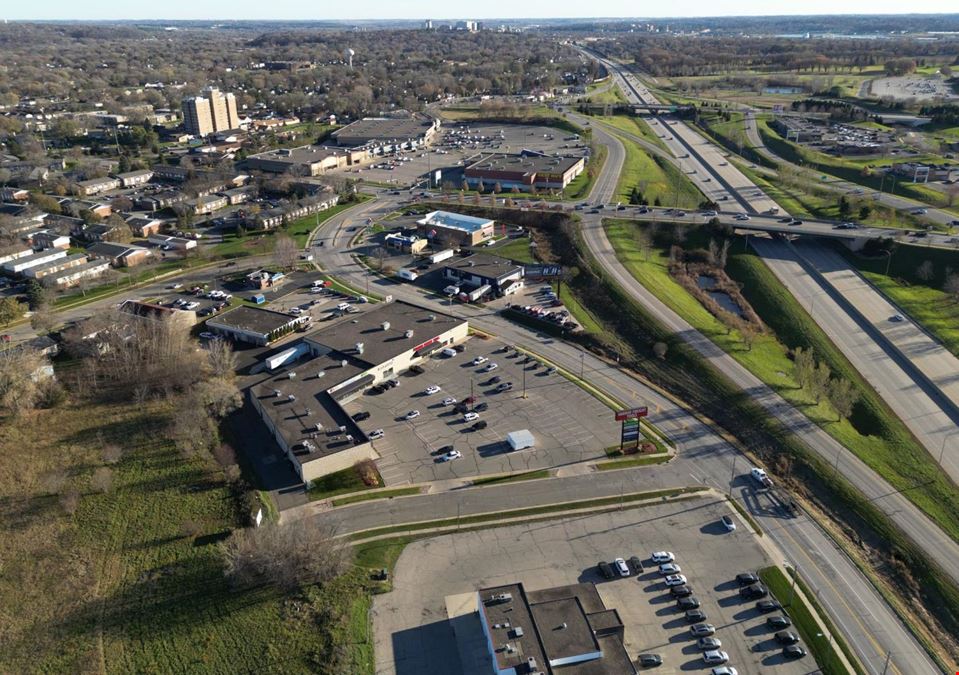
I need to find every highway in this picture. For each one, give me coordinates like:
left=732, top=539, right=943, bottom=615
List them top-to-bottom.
left=305, top=191, right=938, bottom=674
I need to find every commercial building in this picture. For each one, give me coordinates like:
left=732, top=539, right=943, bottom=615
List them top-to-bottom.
left=181, top=87, right=240, bottom=137
left=332, top=115, right=439, bottom=152
left=244, top=145, right=368, bottom=176
left=464, top=151, right=585, bottom=192
left=890, top=162, right=958, bottom=183
left=416, top=210, right=495, bottom=247
left=384, top=233, right=428, bottom=254
left=443, top=253, right=524, bottom=297
left=247, top=269, right=286, bottom=290
left=119, top=299, right=196, bottom=328
left=248, top=300, right=468, bottom=483
left=206, top=306, right=306, bottom=346
left=474, top=582, right=636, bottom=675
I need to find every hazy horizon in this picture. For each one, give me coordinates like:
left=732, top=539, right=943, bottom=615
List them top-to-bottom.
left=4, top=1, right=958, bottom=22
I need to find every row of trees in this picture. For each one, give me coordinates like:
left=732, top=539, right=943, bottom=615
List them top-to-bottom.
left=793, top=347, right=860, bottom=422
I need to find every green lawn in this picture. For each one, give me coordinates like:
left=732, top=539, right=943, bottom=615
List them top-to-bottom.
left=587, top=84, right=627, bottom=105
left=598, top=115, right=668, bottom=151
left=612, top=131, right=703, bottom=208
left=605, top=219, right=959, bottom=543
left=489, top=236, right=536, bottom=263
left=0, top=399, right=375, bottom=674
left=307, top=463, right=383, bottom=502
left=331, top=486, right=422, bottom=507
left=758, top=566, right=863, bottom=675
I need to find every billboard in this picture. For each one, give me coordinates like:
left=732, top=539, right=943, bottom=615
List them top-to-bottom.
left=523, top=264, right=564, bottom=278
left=615, top=406, right=649, bottom=421
left=621, top=419, right=641, bottom=444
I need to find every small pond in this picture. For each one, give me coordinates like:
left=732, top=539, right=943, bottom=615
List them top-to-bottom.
left=697, top=275, right=745, bottom=318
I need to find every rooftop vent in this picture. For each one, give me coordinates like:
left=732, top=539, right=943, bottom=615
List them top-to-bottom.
left=428, top=314, right=436, bottom=321
left=381, top=321, right=390, bottom=331
left=404, top=329, right=414, bottom=339
left=355, top=342, right=365, bottom=355
left=340, top=359, right=348, bottom=368
left=288, top=371, right=296, bottom=379
left=316, top=371, right=325, bottom=379
left=273, top=389, right=282, bottom=397
left=287, top=394, right=296, bottom=402
left=315, top=422, right=323, bottom=432
left=512, top=627, right=524, bottom=638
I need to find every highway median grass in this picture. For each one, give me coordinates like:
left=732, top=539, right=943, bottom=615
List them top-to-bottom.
left=610, top=130, right=703, bottom=209
left=596, top=454, right=670, bottom=470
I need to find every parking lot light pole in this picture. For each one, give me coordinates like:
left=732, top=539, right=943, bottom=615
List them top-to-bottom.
left=580, top=352, right=585, bottom=379
left=522, top=365, right=527, bottom=399
left=728, top=454, right=737, bottom=496
left=787, top=565, right=799, bottom=607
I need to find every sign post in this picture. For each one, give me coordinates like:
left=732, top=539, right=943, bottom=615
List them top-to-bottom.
left=615, top=407, right=649, bottom=452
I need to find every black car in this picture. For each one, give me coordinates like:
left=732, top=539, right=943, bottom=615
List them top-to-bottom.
left=779, top=216, right=793, bottom=223
left=792, top=219, right=804, bottom=225
left=453, top=344, right=466, bottom=352
left=409, top=365, right=425, bottom=375
left=488, top=376, right=502, bottom=384
left=368, top=384, right=385, bottom=395
left=474, top=402, right=489, bottom=412
left=454, top=403, right=469, bottom=414
left=352, top=411, right=371, bottom=422
left=471, top=420, right=488, bottom=431
left=434, top=445, right=454, bottom=456
left=628, top=555, right=643, bottom=574
left=598, top=561, right=614, bottom=579
left=736, top=572, right=759, bottom=586
left=740, top=583, right=767, bottom=599
left=671, top=585, right=693, bottom=597
left=676, top=596, right=700, bottom=610
left=755, top=600, right=781, bottom=613
left=685, top=609, right=706, bottom=623
left=767, top=615, right=791, bottom=629
left=775, top=631, right=800, bottom=645
left=782, top=644, right=806, bottom=659
left=637, top=653, right=662, bottom=668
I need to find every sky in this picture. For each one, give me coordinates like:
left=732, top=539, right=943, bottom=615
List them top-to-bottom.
left=4, top=0, right=958, bottom=21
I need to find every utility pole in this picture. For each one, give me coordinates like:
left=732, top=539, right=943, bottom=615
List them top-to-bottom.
left=580, top=351, right=585, bottom=379
left=522, top=364, right=527, bottom=399
left=728, top=454, right=737, bottom=496
left=787, top=565, right=799, bottom=607
left=880, top=651, right=891, bottom=675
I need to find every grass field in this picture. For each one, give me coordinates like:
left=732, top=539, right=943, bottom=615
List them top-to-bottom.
left=587, top=84, right=628, bottom=105
left=598, top=115, right=668, bottom=150
left=612, top=131, right=703, bottom=208
left=563, top=144, right=608, bottom=201
left=604, top=219, right=959, bottom=544
left=0, top=399, right=374, bottom=674
left=307, top=463, right=383, bottom=502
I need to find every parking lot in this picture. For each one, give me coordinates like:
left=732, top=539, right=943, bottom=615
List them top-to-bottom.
left=328, top=122, right=590, bottom=188
left=342, top=335, right=617, bottom=485
left=373, top=496, right=813, bottom=675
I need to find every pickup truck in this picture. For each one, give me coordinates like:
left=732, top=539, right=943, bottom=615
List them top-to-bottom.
left=750, top=466, right=773, bottom=488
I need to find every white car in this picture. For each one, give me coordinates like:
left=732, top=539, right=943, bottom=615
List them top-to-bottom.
left=734, top=213, right=751, bottom=221
left=168, top=283, right=183, bottom=290
left=184, top=301, right=200, bottom=310
left=289, top=307, right=303, bottom=315
left=441, top=347, right=457, bottom=357
left=472, top=356, right=488, bottom=365
left=483, top=363, right=499, bottom=372
left=425, top=385, right=441, bottom=395
left=441, top=397, right=458, bottom=406
left=405, top=410, right=420, bottom=420
left=463, top=412, right=479, bottom=422
left=368, top=429, right=384, bottom=440
left=439, top=449, right=462, bottom=462
left=651, top=551, right=674, bottom=563
left=614, top=557, right=630, bottom=577
left=659, top=563, right=681, bottom=575
left=665, top=574, right=687, bottom=587
left=703, top=650, right=728, bottom=665
left=711, top=668, right=738, bottom=675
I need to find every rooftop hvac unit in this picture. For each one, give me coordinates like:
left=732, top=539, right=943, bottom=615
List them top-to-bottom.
left=428, top=314, right=436, bottom=321
left=381, top=321, right=390, bottom=331
left=404, top=329, right=414, bottom=339
left=355, top=342, right=365, bottom=355
left=340, top=359, right=348, bottom=367
left=288, top=371, right=296, bottom=379
left=316, top=371, right=325, bottom=379
left=273, top=389, right=282, bottom=397
left=287, top=394, right=296, bottom=402
left=304, top=408, right=311, bottom=416
left=315, top=422, right=323, bottom=432
left=338, top=425, right=346, bottom=433
left=345, top=434, right=353, bottom=443
left=488, top=592, right=513, bottom=604
left=512, top=627, right=524, bottom=638
left=504, top=644, right=516, bottom=655
left=526, top=657, right=539, bottom=670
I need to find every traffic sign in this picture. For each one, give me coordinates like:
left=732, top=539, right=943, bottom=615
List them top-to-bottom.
left=615, top=407, right=648, bottom=421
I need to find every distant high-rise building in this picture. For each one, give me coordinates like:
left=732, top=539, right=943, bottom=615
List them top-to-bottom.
left=423, top=19, right=433, bottom=29
left=181, top=87, right=239, bottom=137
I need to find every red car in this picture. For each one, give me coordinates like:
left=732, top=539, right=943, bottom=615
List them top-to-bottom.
left=464, top=396, right=476, bottom=404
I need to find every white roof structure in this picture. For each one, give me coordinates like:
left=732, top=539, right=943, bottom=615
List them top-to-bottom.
left=507, top=430, right=535, bottom=451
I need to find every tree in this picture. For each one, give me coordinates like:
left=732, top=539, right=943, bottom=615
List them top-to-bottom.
left=838, top=195, right=851, bottom=220
left=858, top=205, right=872, bottom=221
left=272, top=233, right=299, bottom=270
left=916, top=260, right=934, bottom=283
left=938, top=272, right=959, bottom=305
left=0, top=297, right=24, bottom=326
left=739, top=321, right=758, bottom=352
left=206, top=339, right=238, bottom=378
left=652, top=342, right=668, bottom=359
left=0, top=347, right=47, bottom=414
left=793, top=347, right=815, bottom=389
left=810, top=361, right=832, bottom=403
left=827, top=378, right=859, bottom=421
left=90, top=467, right=114, bottom=493
left=220, top=520, right=350, bottom=591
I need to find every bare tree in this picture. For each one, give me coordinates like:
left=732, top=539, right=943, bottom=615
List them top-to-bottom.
left=273, top=233, right=300, bottom=270
left=916, top=260, right=934, bottom=283
left=944, top=274, right=959, bottom=304
left=739, top=321, right=758, bottom=352
left=206, top=339, right=238, bottom=378
left=652, top=342, right=668, bottom=359
left=793, top=347, right=815, bottom=390
left=0, top=348, right=48, bottom=414
left=810, top=361, right=832, bottom=403
left=827, top=378, right=859, bottom=421
left=102, top=444, right=124, bottom=465
left=90, top=467, right=114, bottom=493
left=59, top=488, right=80, bottom=515
left=221, top=520, right=351, bottom=591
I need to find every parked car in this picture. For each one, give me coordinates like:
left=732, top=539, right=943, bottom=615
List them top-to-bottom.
left=198, top=331, right=218, bottom=340
left=441, top=347, right=457, bottom=357
left=472, top=356, right=488, bottom=365
left=483, top=362, right=499, bottom=372
left=409, top=365, right=425, bottom=375
left=488, top=375, right=502, bottom=385
left=495, top=382, right=513, bottom=392
left=424, top=385, right=441, bottom=395
left=441, top=397, right=458, bottom=406
left=473, top=402, right=488, bottom=412
left=405, top=410, right=420, bottom=420
left=352, top=411, right=371, bottom=422
left=463, top=412, right=480, bottom=422
left=471, top=420, right=488, bottom=431
left=368, top=429, right=384, bottom=440
left=439, top=449, right=462, bottom=462
left=721, top=515, right=736, bottom=532
left=651, top=551, right=674, bottom=563
left=628, top=556, right=643, bottom=574
left=613, top=558, right=630, bottom=577
left=598, top=561, right=614, bottom=579
left=659, top=563, right=681, bottom=575
left=736, top=572, right=759, bottom=586
left=665, top=574, right=687, bottom=587
left=740, top=583, right=767, bottom=599
left=671, top=585, right=693, bottom=597
left=677, top=596, right=701, bottom=610
left=756, top=600, right=781, bottom=613
left=685, top=609, right=706, bottom=623
left=767, top=615, right=792, bottom=629
left=690, top=623, right=715, bottom=637
left=775, top=631, right=800, bottom=645
left=698, top=637, right=722, bottom=650
left=782, top=645, right=807, bottom=659
left=702, top=650, right=728, bottom=665
left=638, top=653, right=662, bottom=667
left=711, top=668, right=738, bottom=675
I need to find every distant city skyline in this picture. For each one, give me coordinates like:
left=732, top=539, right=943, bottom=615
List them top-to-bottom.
left=4, top=1, right=958, bottom=22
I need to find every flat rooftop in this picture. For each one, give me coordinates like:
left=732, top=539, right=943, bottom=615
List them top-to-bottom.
left=333, top=116, right=434, bottom=144
left=247, top=145, right=355, bottom=164
left=466, top=152, right=584, bottom=176
left=417, top=210, right=494, bottom=233
left=444, top=253, right=521, bottom=277
left=304, top=300, right=463, bottom=369
left=208, top=306, right=299, bottom=336
left=479, top=584, right=548, bottom=673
